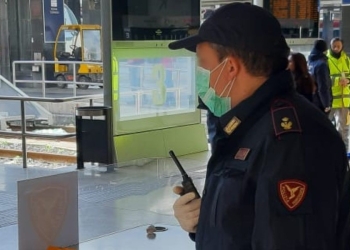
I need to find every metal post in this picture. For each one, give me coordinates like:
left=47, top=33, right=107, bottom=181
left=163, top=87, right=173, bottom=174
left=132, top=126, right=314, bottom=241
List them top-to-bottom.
left=101, top=0, right=113, bottom=107
left=101, top=0, right=116, bottom=165
left=12, top=61, right=16, bottom=87
left=41, top=61, right=46, bottom=97
left=73, top=63, right=77, bottom=96
left=140, top=66, right=143, bottom=89
left=176, top=69, right=181, bottom=109
left=176, top=89, right=180, bottom=109
left=136, top=92, right=141, bottom=114
left=89, top=99, right=93, bottom=119
left=20, top=100, right=27, bottom=168
left=76, top=113, right=84, bottom=170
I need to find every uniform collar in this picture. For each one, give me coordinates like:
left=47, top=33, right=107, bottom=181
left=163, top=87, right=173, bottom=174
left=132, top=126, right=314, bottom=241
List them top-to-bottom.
left=327, top=49, right=347, bottom=60
left=219, top=70, right=294, bottom=136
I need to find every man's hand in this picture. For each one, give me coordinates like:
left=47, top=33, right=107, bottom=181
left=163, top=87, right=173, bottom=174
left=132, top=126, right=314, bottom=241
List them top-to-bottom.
left=339, top=77, right=349, bottom=87
left=325, top=107, right=331, bottom=113
left=173, top=186, right=201, bottom=233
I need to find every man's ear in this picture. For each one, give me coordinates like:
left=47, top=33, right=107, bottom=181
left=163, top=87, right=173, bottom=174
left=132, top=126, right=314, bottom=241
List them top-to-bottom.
left=227, top=56, right=240, bottom=80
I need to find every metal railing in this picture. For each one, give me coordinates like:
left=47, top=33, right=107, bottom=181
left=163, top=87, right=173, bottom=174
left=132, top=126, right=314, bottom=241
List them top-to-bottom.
left=12, top=60, right=103, bottom=97
left=0, top=74, right=54, bottom=124
left=0, top=94, right=103, bottom=168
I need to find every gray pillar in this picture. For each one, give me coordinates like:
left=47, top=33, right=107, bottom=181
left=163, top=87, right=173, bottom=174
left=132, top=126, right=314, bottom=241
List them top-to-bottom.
left=0, top=0, right=11, bottom=80
left=7, top=0, right=20, bottom=79
left=17, top=0, right=32, bottom=61
left=30, top=0, right=44, bottom=59
left=101, top=0, right=113, bottom=107
left=253, top=0, right=264, bottom=7
left=342, top=6, right=350, bottom=53
left=322, top=9, right=333, bottom=46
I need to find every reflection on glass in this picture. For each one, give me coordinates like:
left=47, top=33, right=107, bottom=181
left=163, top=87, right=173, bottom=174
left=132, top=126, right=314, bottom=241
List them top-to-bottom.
left=56, top=29, right=102, bottom=62
left=56, top=29, right=82, bottom=61
left=56, top=30, right=77, bottom=56
left=82, top=30, right=102, bottom=61
left=117, top=57, right=196, bottom=120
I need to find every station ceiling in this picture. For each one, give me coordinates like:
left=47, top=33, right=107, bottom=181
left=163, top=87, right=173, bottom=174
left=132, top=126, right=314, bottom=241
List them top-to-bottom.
left=201, top=0, right=252, bottom=8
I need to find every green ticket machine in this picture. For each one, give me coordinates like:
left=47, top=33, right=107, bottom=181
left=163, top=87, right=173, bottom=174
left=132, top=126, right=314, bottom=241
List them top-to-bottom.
left=108, top=0, right=208, bottom=162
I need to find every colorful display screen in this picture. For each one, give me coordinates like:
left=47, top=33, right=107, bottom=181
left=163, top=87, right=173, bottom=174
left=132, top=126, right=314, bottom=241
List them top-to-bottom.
left=269, top=0, right=319, bottom=37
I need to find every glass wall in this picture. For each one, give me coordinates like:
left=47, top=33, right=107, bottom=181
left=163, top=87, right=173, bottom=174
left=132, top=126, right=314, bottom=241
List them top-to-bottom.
left=111, top=45, right=199, bottom=135
left=117, top=56, right=196, bottom=121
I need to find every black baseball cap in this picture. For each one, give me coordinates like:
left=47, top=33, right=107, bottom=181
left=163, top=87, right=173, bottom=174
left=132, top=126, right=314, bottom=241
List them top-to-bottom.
left=169, top=3, right=289, bottom=55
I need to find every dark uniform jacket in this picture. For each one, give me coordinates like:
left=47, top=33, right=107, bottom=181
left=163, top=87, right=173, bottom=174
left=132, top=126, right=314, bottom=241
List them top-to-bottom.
left=308, top=48, right=333, bottom=110
left=192, top=70, right=349, bottom=250
left=197, top=97, right=219, bottom=150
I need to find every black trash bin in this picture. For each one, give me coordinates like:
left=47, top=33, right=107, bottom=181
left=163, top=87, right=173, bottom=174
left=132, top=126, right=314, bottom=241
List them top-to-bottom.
left=75, top=106, right=114, bottom=169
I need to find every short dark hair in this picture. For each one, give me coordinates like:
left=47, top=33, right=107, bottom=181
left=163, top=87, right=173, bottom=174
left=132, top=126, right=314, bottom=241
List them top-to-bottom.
left=331, top=37, right=344, bottom=45
left=314, top=39, right=328, bottom=52
left=210, top=43, right=289, bottom=77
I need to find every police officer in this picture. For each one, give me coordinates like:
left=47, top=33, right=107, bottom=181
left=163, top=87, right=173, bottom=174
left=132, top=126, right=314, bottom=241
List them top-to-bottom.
left=169, top=3, right=349, bottom=250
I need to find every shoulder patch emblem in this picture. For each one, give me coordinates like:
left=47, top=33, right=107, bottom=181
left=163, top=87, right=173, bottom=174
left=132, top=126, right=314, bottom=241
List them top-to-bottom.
left=271, top=100, right=301, bottom=136
left=224, top=116, right=241, bottom=135
left=281, top=117, right=293, bottom=130
left=234, top=148, right=251, bottom=161
left=278, top=180, right=307, bottom=211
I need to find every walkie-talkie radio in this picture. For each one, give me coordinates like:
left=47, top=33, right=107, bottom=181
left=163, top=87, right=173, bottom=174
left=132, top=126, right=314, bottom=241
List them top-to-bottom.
left=169, top=150, right=200, bottom=198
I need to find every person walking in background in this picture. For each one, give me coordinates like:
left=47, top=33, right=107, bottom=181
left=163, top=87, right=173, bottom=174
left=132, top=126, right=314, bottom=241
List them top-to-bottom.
left=327, top=37, right=350, bottom=151
left=308, top=39, right=332, bottom=114
left=288, top=52, right=316, bottom=102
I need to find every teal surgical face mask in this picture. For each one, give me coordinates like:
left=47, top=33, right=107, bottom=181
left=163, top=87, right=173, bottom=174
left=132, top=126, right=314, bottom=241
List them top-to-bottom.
left=196, top=59, right=235, bottom=117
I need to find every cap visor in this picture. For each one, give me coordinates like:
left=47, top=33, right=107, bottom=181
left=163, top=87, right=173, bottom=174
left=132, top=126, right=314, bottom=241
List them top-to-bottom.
left=168, top=35, right=203, bottom=52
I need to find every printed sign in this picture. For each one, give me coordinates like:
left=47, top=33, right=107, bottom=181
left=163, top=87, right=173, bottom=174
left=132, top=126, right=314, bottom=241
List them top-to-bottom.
left=43, top=0, right=64, bottom=42
left=18, top=171, right=79, bottom=250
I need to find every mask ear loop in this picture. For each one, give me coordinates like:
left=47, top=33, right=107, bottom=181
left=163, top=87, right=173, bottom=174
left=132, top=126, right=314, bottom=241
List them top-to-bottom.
left=210, top=58, right=228, bottom=74
left=212, top=59, right=228, bottom=89
left=219, top=77, right=236, bottom=97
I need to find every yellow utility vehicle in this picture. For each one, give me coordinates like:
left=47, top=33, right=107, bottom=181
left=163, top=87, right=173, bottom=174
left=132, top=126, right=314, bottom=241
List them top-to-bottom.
left=54, top=24, right=103, bottom=89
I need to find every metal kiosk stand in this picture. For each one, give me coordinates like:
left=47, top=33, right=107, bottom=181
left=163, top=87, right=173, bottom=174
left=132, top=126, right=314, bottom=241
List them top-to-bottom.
left=75, top=106, right=114, bottom=169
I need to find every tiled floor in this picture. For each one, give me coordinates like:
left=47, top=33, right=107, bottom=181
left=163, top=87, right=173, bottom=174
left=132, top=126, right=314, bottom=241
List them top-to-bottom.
left=0, top=152, right=210, bottom=249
